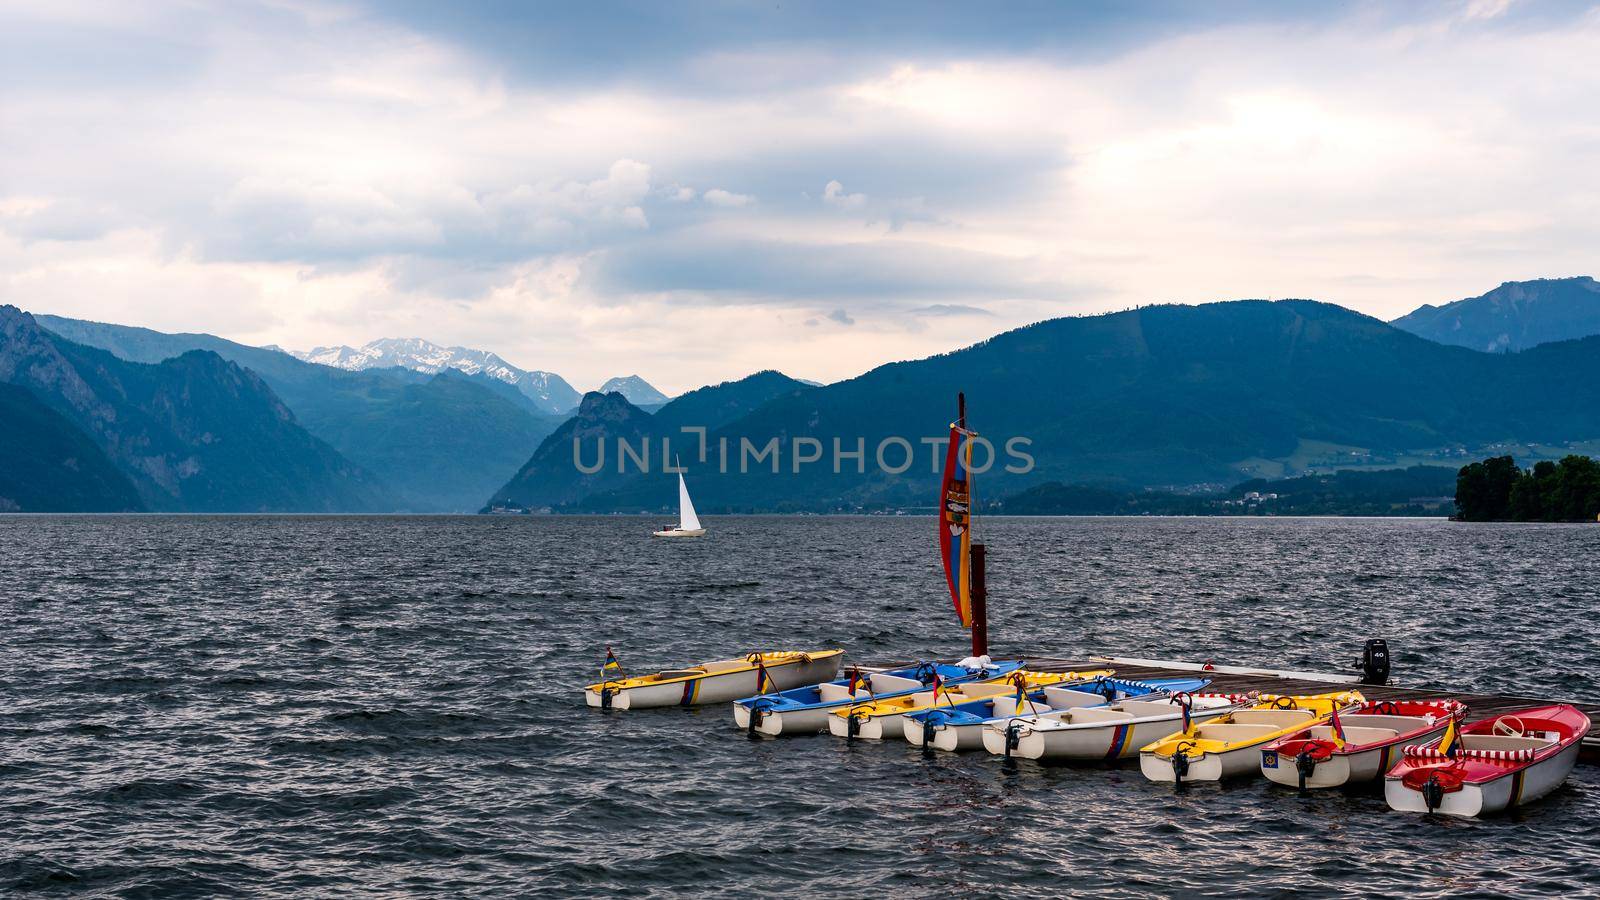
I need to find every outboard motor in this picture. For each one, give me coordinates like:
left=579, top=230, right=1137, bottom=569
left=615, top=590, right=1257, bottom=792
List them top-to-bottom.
left=1360, top=639, right=1391, bottom=685
left=1003, top=721, right=1024, bottom=758
left=1295, top=750, right=1318, bottom=792
left=1421, top=774, right=1445, bottom=813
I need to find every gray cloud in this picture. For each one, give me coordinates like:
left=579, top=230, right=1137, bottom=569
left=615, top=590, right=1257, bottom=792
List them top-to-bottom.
left=583, top=234, right=1073, bottom=306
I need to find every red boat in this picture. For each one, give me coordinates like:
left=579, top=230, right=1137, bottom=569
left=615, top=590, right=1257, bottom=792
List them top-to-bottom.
left=1260, top=699, right=1466, bottom=789
left=1384, top=704, right=1591, bottom=817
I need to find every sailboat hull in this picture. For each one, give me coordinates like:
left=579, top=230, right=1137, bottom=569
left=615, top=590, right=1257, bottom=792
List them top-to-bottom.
left=652, top=528, right=705, bottom=537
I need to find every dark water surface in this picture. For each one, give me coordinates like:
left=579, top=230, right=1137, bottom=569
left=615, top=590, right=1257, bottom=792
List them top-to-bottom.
left=2, top=515, right=1597, bottom=897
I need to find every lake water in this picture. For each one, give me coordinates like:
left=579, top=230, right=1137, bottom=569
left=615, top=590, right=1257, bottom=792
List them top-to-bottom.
left=2, top=515, right=1597, bottom=897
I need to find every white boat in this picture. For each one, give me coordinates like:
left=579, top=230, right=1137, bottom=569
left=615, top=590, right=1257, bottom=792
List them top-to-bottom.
left=653, top=471, right=705, bottom=537
left=582, top=649, right=843, bottom=709
left=904, top=676, right=1213, bottom=753
left=980, top=692, right=1246, bottom=761
left=1138, top=692, right=1364, bottom=784
left=1259, top=699, right=1466, bottom=790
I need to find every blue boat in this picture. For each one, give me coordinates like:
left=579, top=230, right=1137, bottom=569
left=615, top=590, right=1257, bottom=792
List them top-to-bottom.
left=731, top=658, right=1027, bottom=736
left=903, top=675, right=1212, bottom=751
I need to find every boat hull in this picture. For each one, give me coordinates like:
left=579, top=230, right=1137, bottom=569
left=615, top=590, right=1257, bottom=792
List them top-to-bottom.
left=652, top=528, right=706, bottom=537
left=584, top=652, right=841, bottom=709
left=732, top=704, right=833, bottom=736
left=984, top=707, right=1233, bottom=761
left=828, top=709, right=907, bottom=741
left=904, top=717, right=986, bottom=751
left=1261, top=727, right=1444, bottom=789
left=1384, top=741, right=1582, bottom=816
left=1141, top=742, right=1262, bottom=782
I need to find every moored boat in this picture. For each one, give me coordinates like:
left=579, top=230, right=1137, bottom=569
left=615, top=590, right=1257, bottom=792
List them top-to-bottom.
left=583, top=649, right=843, bottom=709
left=731, top=658, right=1024, bottom=735
left=828, top=668, right=1113, bottom=741
left=906, top=676, right=1211, bottom=752
left=981, top=690, right=1244, bottom=761
left=1139, top=691, right=1365, bottom=784
left=1260, top=699, right=1466, bottom=790
left=1384, top=704, right=1591, bottom=816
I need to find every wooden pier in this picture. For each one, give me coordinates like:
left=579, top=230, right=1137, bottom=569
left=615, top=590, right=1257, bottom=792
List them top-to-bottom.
left=1010, top=653, right=1600, bottom=764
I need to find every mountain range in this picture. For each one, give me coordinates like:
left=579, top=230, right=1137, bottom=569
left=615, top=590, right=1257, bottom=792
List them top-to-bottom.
left=9, top=276, right=1600, bottom=514
left=1390, top=276, right=1600, bottom=353
left=497, top=294, right=1600, bottom=514
left=1, top=307, right=389, bottom=512
left=33, top=315, right=565, bottom=511
left=292, top=337, right=581, bottom=414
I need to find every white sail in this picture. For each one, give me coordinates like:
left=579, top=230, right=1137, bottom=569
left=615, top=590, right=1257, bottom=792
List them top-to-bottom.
left=678, top=472, right=702, bottom=532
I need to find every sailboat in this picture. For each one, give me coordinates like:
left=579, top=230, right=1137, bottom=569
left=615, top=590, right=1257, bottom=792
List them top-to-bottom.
left=653, top=470, right=705, bottom=537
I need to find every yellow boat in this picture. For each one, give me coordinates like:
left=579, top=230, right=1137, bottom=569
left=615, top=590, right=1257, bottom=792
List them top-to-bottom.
left=583, top=649, right=844, bottom=710
left=827, top=669, right=1114, bottom=740
left=1138, top=691, right=1364, bottom=783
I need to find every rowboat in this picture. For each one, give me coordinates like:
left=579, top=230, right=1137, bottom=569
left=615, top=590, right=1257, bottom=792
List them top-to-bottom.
left=583, top=649, right=843, bottom=709
left=731, top=659, right=1025, bottom=735
left=827, top=669, right=1114, bottom=741
left=905, top=676, right=1212, bottom=752
left=981, top=690, right=1243, bottom=761
left=1139, top=691, right=1365, bottom=784
left=1260, top=699, right=1466, bottom=790
left=1384, top=704, right=1591, bottom=816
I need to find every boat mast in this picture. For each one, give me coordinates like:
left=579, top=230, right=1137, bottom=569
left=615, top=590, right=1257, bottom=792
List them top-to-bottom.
left=960, top=393, right=989, bottom=657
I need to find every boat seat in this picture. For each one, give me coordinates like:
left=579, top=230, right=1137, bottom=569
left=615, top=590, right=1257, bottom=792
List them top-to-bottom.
left=700, top=660, right=745, bottom=673
left=870, top=674, right=923, bottom=693
left=818, top=683, right=863, bottom=703
left=957, top=683, right=1013, bottom=700
left=1042, top=688, right=1106, bottom=709
left=1118, top=700, right=1182, bottom=717
left=1064, top=706, right=1135, bottom=725
left=1228, top=709, right=1314, bottom=728
left=1341, top=714, right=1432, bottom=732
left=1193, top=723, right=1278, bottom=741
left=1304, top=725, right=1398, bottom=743
left=1461, top=734, right=1554, bottom=752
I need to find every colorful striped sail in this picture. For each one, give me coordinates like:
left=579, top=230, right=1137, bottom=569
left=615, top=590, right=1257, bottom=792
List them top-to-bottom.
left=939, top=423, right=975, bottom=628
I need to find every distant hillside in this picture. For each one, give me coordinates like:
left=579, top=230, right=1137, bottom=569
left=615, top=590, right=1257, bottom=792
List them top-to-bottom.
left=1392, top=277, right=1600, bottom=352
left=531, top=299, right=1600, bottom=512
left=1, top=307, right=390, bottom=512
left=34, top=314, right=565, bottom=511
left=293, top=337, right=580, bottom=414
left=305, top=369, right=561, bottom=512
left=653, top=370, right=812, bottom=433
left=487, top=371, right=815, bottom=510
left=598, top=375, right=669, bottom=407
left=0, top=382, right=144, bottom=512
left=488, top=391, right=656, bottom=509
left=1001, top=465, right=1460, bottom=516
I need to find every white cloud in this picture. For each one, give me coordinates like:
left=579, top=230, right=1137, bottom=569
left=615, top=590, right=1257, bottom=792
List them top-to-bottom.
left=822, top=180, right=867, bottom=209
left=702, top=188, right=754, bottom=207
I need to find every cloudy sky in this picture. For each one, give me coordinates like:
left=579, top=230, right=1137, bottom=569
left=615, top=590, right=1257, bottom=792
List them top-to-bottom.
left=3, top=1, right=1598, bottom=393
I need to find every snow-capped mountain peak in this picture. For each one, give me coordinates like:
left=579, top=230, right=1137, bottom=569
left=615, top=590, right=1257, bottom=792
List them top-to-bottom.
left=292, top=338, right=580, bottom=414
left=597, top=374, right=670, bottom=406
